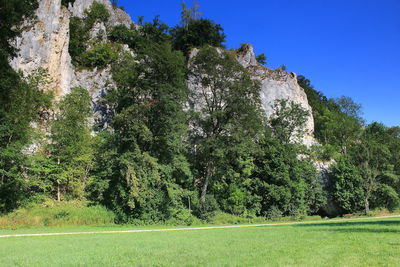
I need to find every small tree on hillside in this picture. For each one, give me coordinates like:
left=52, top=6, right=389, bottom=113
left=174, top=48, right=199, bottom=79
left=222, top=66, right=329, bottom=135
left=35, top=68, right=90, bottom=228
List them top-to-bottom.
left=268, top=99, right=310, bottom=144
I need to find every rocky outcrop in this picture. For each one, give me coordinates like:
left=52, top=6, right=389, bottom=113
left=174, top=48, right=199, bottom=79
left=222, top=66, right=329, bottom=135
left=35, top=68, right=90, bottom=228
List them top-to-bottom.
left=10, top=0, right=134, bottom=127
left=10, top=0, right=75, bottom=98
left=10, top=0, right=317, bottom=147
left=10, top=0, right=134, bottom=97
left=69, top=0, right=132, bottom=27
left=236, top=44, right=316, bottom=146
left=188, top=45, right=317, bottom=146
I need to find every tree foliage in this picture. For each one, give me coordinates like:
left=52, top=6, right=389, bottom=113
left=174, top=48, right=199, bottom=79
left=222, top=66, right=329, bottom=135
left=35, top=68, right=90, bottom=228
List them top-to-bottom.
left=171, top=18, right=226, bottom=56
left=188, top=46, right=263, bottom=214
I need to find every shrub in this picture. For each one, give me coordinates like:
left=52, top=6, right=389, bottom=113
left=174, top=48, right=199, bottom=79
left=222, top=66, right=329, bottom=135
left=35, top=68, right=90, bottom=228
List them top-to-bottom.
left=69, top=2, right=111, bottom=67
left=85, top=2, right=110, bottom=27
left=69, top=17, right=89, bottom=66
left=171, top=18, right=226, bottom=56
left=108, top=24, right=139, bottom=45
left=81, top=43, right=118, bottom=69
left=256, top=53, right=267, bottom=65
left=221, top=185, right=247, bottom=216
left=197, top=194, right=219, bottom=220
left=0, top=201, right=115, bottom=229
left=265, top=206, right=283, bottom=220
left=164, top=208, right=201, bottom=226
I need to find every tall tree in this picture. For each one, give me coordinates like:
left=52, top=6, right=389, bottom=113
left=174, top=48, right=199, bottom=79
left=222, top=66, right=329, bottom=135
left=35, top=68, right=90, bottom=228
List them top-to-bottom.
left=0, top=0, right=52, bottom=213
left=91, top=38, right=193, bottom=221
left=188, top=46, right=263, bottom=211
left=45, top=87, right=93, bottom=201
left=350, top=123, right=397, bottom=213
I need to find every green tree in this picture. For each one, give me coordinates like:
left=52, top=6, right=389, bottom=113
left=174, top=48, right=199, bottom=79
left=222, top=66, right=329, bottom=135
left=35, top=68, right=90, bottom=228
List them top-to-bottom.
left=0, top=0, right=53, bottom=213
left=171, top=18, right=226, bottom=56
left=91, top=39, right=194, bottom=222
left=188, top=46, right=263, bottom=213
left=256, top=53, right=267, bottom=65
left=44, top=88, right=93, bottom=201
left=268, top=99, right=310, bottom=144
left=350, top=123, right=398, bottom=213
left=250, top=131, right=325, bottom=218
left=329, top=157, right=365, bottom=213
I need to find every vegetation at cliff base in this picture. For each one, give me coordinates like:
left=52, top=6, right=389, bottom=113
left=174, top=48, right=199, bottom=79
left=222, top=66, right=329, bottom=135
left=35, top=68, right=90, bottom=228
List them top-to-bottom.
left=0, top=0, right=399, bottom=232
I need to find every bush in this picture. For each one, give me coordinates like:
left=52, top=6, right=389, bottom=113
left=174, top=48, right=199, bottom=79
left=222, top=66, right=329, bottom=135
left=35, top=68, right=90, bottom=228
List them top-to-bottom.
left=69, top=2, right=111, bottom=67
left=85, top=2, right=110, bottom=27
left=69, top=17, right=89, bottom=66
left=171, top=18, right=226, bottom=56
left=108, top=24, right=132, bottom=43
left=81, top=43, right=118, bottom=69
left=256, top=53, right=267, bottom=65
left=221, top=185, right=247, bottom=216
left=197, top=194, right=219, bottom=220
left=0, top=201, right=115, bottom=229
left=265, top=206, right=283, bottom=220
left=164, top=209, right=201, bottom=226
left=207, top=212, right=267, bottom=225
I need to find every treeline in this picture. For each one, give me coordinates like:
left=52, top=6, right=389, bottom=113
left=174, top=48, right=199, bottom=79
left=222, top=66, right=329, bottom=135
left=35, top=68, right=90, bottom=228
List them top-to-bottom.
left=0, top=0, right=399, bottom=223
left=299, top=77, right=400, bottom=214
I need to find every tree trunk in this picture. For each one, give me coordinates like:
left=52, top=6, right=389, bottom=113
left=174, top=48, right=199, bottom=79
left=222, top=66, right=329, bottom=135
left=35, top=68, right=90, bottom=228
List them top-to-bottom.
left=57, top=158, right=61, bottom=202
left=200, top=162, right=213, bottom=206
left=200, top=176, right=209, bottom=206
left=57, top=181, right=61, bottom=202
left=364, top=197, right=370, bottom=214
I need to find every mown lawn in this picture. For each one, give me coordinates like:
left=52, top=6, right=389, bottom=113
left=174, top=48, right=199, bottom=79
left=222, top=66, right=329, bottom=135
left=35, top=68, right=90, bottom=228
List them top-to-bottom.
left=1, top=217, right=399, bottom=267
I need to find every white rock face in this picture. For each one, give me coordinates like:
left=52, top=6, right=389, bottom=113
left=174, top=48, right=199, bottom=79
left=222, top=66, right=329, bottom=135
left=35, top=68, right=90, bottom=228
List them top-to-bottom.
left=10, top=0, right=75, bottom=98
left=10, top=0, right=134, bottom=127
left=10, top=0, right=317, bottom=146
left=70, top=0, right=133, bottom=27
left=236, top=44, right=316, bottom=146
left=188, top=45, right=317, bottom=146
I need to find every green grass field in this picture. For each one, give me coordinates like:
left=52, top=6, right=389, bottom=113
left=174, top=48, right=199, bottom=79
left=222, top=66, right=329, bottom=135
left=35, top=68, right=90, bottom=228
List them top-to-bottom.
left=1, top=217, right=399, bottom=267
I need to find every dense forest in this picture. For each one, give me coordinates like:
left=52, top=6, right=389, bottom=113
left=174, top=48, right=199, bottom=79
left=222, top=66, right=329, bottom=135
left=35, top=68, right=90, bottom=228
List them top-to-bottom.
left=1, top=0, right=399, bottom=224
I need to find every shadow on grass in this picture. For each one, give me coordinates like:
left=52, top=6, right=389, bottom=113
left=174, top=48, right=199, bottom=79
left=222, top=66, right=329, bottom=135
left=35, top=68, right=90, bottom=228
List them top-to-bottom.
left=294, top=220, right=400, bottom=234
left=296, top=220, right=400, bottom=228
left=327, top=227, right=400, bottom=234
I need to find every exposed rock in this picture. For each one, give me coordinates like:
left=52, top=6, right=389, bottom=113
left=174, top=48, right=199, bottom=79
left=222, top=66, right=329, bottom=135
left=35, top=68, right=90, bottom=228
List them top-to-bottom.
left=10, top=0, right=75, bottom=98
left=10, top=0, right=135, bottom=129
left=11, top=0, right=317, bottom=147
left=70, top=0, right=133, bottom=27
left=89, top=22, right=108, bottom=43
left=236, top=44, right=317, bottom=146
left=188, top=45, right=317, bottom=146
left=75, top=67, right=116, bottom=129
left=314, top=159, right=335, bottom=177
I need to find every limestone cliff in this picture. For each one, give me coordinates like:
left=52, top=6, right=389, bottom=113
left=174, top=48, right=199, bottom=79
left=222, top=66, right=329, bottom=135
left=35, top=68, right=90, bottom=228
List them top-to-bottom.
left=10, top=0, right=316, bottom=146
left=10, top=0, right=134, bottom=127
left=10, top=0, right=75, bottom=98
left=236, top=44, right=316, bottom=146
left=188, top=45, right=316, bottom=146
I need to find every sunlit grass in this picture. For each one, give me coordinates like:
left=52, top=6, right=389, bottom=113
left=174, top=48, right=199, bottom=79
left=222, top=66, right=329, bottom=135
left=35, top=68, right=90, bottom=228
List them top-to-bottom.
left=0, top=217, right=399, bottom=266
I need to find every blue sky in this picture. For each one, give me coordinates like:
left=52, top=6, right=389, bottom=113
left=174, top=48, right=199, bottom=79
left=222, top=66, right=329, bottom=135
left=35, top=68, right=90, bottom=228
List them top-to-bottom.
left=118, top=0, right=400, bottom=127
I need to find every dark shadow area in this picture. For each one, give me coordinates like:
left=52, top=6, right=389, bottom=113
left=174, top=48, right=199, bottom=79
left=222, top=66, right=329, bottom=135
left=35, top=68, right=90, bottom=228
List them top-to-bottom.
left=292, top=220, right=400, bottom=234
left=296, top=220, right=400, bottom=228
left=322, top=227, right=400, bottom=234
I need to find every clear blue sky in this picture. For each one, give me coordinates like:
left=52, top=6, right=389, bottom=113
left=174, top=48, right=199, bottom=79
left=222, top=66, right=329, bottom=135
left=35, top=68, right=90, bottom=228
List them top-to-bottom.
left=118, top=0, right=400, bottom=127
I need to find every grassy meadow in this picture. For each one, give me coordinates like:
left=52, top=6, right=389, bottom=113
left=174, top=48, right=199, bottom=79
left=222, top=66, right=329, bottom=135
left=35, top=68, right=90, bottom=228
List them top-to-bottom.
left=1, top=217, right=399, bottom=267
